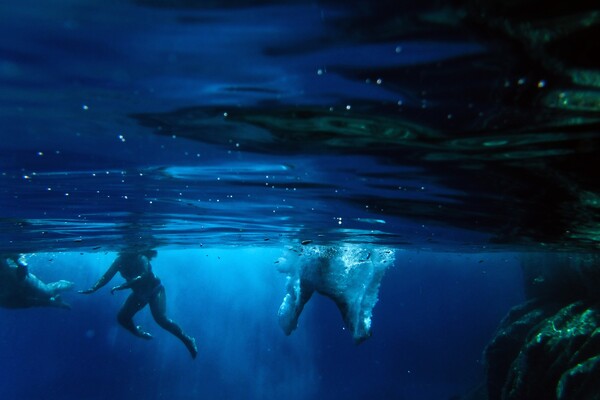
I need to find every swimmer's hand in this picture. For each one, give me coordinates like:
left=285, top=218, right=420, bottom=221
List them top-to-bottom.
left=110, top=284, right=127, bottom=294
left=78, top=288, right=95, bottom=294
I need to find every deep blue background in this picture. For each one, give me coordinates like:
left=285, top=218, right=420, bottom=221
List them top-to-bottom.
left=0, top=1, right=594, bottom=399
left=0, top=249, right=523, bottom=400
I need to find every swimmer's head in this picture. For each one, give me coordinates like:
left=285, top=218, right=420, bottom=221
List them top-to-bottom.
left=121, top=244, right=157, bottom=259
left=143, top=249, right=158, bottom=259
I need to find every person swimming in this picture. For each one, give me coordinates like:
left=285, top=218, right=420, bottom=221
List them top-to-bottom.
left=79, top=248, right=198, bottom=359
left=0, top=253, right=74, bottom=309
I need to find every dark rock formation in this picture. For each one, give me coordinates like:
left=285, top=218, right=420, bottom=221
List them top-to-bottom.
left=484, top=254, right=600, bottom=400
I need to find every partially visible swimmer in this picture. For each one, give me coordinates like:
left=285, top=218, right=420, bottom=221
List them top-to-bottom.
left=80, top=248, right=198, bottom=359
left=0, top=253, right=74, bottom=309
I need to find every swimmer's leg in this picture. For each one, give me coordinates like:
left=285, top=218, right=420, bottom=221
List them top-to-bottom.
left=278, top=278, right=314, bottom=336
left=149, top=286, right=197, bottom=359
left=117, top=294, right=152, bottom=340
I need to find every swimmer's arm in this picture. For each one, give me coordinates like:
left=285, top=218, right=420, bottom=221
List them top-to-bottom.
left=79, top=262, right=119, bottom=294
left=109, top=272, right=148, bottom=294
left=110, top=276, right=140, bottom=293
left=110, top=281, right=130, bottom=294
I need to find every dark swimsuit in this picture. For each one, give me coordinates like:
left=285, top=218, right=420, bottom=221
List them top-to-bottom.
left=117, top=254, right=163, bottom=303
left=131, top=275, right=163, bottom=303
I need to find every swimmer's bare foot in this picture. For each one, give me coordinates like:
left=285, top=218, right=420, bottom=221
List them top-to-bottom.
left=136, top=326, right=153, bottom=340
left=184, top=335, right=198, bottom=359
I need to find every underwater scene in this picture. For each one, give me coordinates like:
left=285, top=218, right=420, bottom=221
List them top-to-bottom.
left=0, top=1, right=598, bottom=399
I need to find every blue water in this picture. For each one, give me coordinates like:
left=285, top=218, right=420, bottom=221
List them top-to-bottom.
left=0, top=1, right=598, bottom=399
left=1, top=250, right=523, bottom=400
